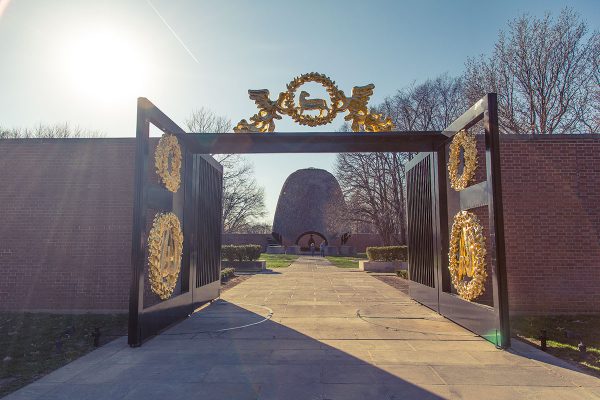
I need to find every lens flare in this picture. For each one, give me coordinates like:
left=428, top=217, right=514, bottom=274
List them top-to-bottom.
left=60, top=26, right=149, bottom=104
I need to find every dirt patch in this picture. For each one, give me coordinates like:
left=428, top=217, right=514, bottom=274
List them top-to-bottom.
left=372, top=274, right=409, bottom=295
left=220, top=275, right=252, bottom=292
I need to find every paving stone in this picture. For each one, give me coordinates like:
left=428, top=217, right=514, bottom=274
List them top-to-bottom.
left=8, top=256, right=599, bottom=400
left=406, top=339, right=498, bottom=352
left=203, top=364, right=322, bottom=383
left=321, top=364, right=384, bottom=383
left=432, top=364, right=576, bottom=387
left=374, top=365, right=446, bottom=385
left=122, top=382, right=260, bottom=400
left=2, top=383, right=59, bottom=400
left=42, top=383, right=135, bottom=400
left=258, top=383, right=323, bottom=400
left=321, top=383, right=392, bottom=400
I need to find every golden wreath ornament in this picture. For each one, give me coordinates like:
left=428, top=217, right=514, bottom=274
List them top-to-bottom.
left=234, top=72, right=394, bottom=133
left=278, top=72, right=346, bottom=127
left=448, top=130, right=478, bottom=191
left=155, top=134, right=182, bottom=192
left=448, top=211, right=487, bottom=301
left=147, top=212, right=184, bottom=300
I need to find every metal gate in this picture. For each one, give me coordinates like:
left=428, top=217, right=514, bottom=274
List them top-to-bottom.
left=128, top=91, right=509, bottom=348
left=406, top=93, right=510, bottom=348
left=128, top=99, right=223, bottom=346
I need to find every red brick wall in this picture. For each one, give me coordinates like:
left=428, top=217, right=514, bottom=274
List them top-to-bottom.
left=0, top=135, right=598, bottom=314
left=498, top=135, right=600, bottom=314
left=0, top=139, right=135, bottom=312
left=221, top=233, right=382, bottom=253
left=346, top=233, right=383, bottom=253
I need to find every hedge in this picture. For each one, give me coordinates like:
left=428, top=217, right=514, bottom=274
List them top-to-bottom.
left=221, top=245, right=262, bottom=262
left=366, top=246, right=408, bottom=262
left=220, top=267, right=235, bottom=282
left=396, top=270, right=408, bottom=279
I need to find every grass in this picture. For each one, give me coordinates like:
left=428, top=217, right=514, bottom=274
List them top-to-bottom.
left=259, top=253, right=299, bottom=268
left=325, top=254, right=367, bottom=269
left=0, top=312, right=128, bottom=397
left=511, top=315, right=600, bottom=376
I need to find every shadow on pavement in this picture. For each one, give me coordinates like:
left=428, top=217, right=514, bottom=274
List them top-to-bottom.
left=7, top=300, right=447, bottom=400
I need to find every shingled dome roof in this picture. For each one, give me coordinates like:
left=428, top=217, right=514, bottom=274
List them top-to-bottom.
left=273, top=168, right=348, bottom=246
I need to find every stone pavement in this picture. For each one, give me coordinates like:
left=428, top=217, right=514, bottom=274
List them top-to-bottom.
left=5, top=257, right=599, bottom=399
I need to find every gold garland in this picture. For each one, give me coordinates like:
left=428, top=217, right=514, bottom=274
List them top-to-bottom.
left=448, top=130, right=477, bottom=191
left=155, top=134, right=182, bottom=192
left=448, top=211, right=487, bottom=301
left=147, top=212, right=184, bottom=300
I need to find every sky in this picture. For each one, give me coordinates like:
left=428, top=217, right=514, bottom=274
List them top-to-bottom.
left=1, top=0, right=598, bottom=220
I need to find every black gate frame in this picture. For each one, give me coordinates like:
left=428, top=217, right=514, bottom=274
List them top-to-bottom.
left=406, top=93, right=510, bottom=348
left=129, top=94, right=509, bottom=348
left=129, top=98, right=223, bottom=346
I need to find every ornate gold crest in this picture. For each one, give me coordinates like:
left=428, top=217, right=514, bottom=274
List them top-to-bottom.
left=234, top=72, right=394, bottom=133
left=448, top=130, right=478, bottom=191
left=155, top=134, right=182, bottom=193
left=448, top=211, right=487, bottom=301
left=147, top=212, right=184, bottom=300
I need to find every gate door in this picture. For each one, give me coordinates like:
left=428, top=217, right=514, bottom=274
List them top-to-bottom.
left=406, top=93, right=510, bottom=348
left=128, top=99, right=223, bottom=346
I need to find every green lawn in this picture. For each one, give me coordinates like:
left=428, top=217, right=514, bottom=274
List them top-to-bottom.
left=259, top=253, right=299, bottom=268
left=325, top=254, right=367, bottom=269
left=0, top=313, right=128, bottom=397
left=511, top=315, right=600, bottom=376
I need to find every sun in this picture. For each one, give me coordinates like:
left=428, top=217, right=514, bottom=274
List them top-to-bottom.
left=61, top=27, right=149, bottom=104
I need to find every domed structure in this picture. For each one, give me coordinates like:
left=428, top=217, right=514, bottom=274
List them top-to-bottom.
left=272, top=168, right=349, bottom=247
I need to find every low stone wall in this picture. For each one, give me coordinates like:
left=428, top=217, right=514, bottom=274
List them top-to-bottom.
left=221, top=260, right=266, bottom=272
left=359, top=261, right=407, bottom=273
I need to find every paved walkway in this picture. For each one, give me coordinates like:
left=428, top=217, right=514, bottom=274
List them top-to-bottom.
left=6, top=257, right=599, bottom=399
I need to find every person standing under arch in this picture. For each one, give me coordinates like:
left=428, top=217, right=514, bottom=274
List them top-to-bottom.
left=319, top=241, right=326, bottom=257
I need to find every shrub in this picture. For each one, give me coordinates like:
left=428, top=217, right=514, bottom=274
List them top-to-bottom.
left=221, top=245, right=262, bottom=262
left=221, top=245, right=237, bottom=262
left=245, top=245, right=261, bottom=261
left=366, top=246, right=408, bottom=262
left=220, top=267, right=235, bottom=282
left=396, top=270, right=408, bottom=279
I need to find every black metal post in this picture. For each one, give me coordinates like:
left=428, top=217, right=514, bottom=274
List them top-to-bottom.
left=485, top=93, right=511, bottom=349
left=128, top=98, right=150, bottom=347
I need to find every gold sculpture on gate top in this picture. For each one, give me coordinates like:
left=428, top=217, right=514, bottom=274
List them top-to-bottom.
left=234, top=72, right=394, bottom=133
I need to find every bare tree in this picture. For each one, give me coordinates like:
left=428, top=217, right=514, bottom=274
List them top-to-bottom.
left=463, top=8, right=600, bottom=134
left=379, top=74, right=467, bottom=131
left=335, top=75, right=465, bottom=245
left=185, top=108, right=232, bottom=135
left=185, top=109, right=267, bottom=233
left=0, top=123, right=104, bottom=139
left=335, top=152, right=407, bottom=245
left=219, top=159, right=267, bottom=233
left=234, top=222, right=273, bottom=234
